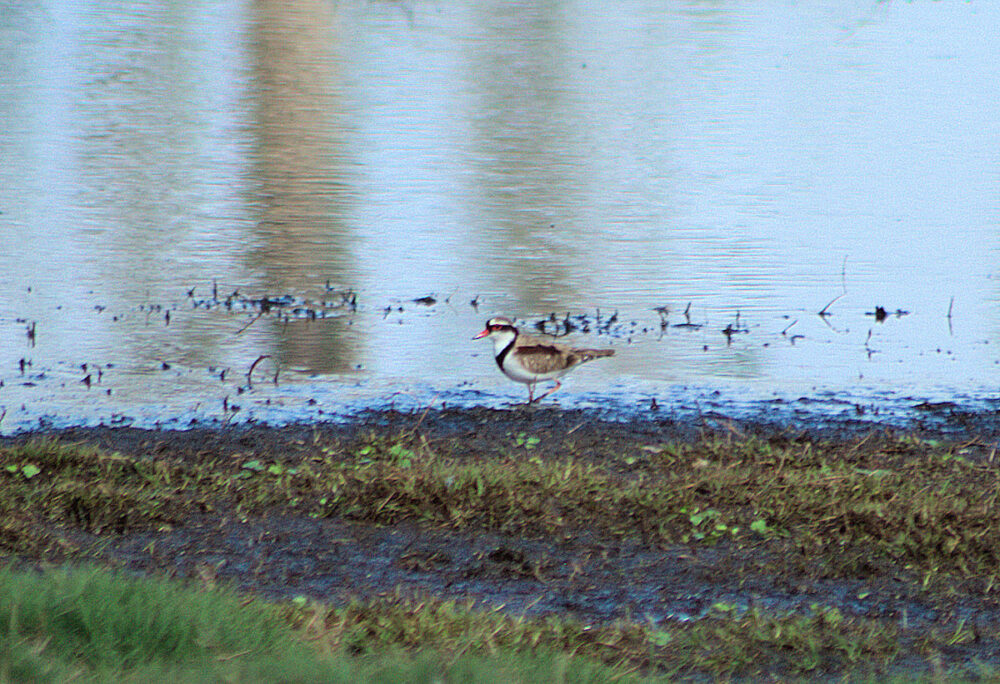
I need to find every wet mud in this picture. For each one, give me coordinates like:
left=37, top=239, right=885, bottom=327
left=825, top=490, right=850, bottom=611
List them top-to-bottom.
left=67, top=512, right=1000, bottom=638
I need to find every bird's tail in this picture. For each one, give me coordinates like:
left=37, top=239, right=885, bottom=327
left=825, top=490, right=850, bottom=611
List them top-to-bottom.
left=576, top=348, right=615, bottom=362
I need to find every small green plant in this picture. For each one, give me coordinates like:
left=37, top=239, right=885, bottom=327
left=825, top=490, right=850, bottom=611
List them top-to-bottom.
left=514, top=432, right=540, bottom=450
left=388, top=443, right=415, bottom=468
left=235, top=459, right=266, bottom=479
left=4, top=463, right=41, bottom=479
left=681, top=507, right=737, bottom=543
left=709, top=601, right=740, bottom=615
left=649, top=629, right=672, bottom=646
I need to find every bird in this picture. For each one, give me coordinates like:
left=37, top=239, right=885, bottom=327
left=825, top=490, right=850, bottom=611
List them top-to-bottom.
left=473, top=316, right=615, bottom=403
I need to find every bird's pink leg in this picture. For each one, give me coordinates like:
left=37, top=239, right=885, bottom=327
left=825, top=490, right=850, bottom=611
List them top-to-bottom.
left=534, top=380, right=562, bottom=402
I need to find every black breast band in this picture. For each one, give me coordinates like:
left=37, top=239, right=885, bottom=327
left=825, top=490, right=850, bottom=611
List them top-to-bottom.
left=495, top=337, right=516, bottom=370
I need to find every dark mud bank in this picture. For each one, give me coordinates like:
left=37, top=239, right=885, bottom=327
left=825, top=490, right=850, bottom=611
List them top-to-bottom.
left=8, top=398, right=1000, bottom=452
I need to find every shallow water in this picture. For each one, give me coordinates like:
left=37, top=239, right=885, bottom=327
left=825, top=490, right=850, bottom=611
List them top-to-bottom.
left=2, top=1, right=999, bottom=434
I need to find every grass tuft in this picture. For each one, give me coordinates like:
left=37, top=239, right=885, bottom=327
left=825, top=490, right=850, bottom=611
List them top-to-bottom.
left=0, top=564, right=293, bottom=671
left=0, top=565, right=641, bottom=682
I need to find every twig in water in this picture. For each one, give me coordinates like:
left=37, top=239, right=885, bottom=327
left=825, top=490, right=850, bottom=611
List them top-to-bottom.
left=819, top=256, right=850, bottom=321
left=818, top=292, right=844, bottom=318
left=654, top=306, right=670, bottom=339
left=235, top=311, right=264, bottom=335
left=864, top=329, right=878, bottom=359
left=246, top=355, right=277, bottom=388
left=386, top=390, right=426, bottom=413
left=412, top=394, right=439, bottom=432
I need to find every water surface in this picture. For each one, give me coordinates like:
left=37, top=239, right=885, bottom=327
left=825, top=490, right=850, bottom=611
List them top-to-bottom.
left=2, top=1, right=999, bottom=433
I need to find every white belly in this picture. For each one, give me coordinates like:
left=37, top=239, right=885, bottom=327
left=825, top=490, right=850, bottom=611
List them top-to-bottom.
left=500, top=354, right=570, bottom=384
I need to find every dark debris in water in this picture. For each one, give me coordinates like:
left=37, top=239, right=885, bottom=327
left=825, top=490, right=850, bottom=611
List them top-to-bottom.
left=0, top=278, right=954, bottom=366
left=2, top=279, right=989, bottom=445
left=190, top=283, right=359, bottom=322
left=668, top=302, right=704, bottom=331
left=527, top=303, right=751, bottom=345
left=868, top=305, right=910, bottom=323
left=529, top=309, right=631, bottom=339
left=722, top=311, right=749, bottom=345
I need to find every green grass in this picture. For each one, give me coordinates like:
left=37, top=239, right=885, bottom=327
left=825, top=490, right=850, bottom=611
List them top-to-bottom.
left=2, top=562, right=997, bottom=681
left=0, top=563, right=301, bottom=681
left=0, top=564, right=909, bottom=682
left=0, top=564, right=638, bottom=682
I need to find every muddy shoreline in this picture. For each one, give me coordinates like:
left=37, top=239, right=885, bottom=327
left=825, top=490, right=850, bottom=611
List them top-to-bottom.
left=6, top=395, right=999, bottom=444
left=4, top=406, right=1000, bottom=676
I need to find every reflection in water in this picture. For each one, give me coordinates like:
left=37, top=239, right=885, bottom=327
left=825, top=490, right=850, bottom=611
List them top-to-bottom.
left=249, top=0, right=359, bottom=372
left=0, top=1, right=998, bottom=433
left=465, top=3, right=585, bottom=307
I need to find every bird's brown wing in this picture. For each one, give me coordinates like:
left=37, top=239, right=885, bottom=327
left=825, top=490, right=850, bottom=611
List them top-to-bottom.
left=513, top=333, right=614, bottom=372
left=511, top=344, right=580, bottom=374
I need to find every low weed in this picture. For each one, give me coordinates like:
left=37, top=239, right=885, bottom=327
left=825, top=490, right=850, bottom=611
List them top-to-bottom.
left=5, top=430, right=1000, bottom=581
left=286, top=589, right=899, bottom=679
